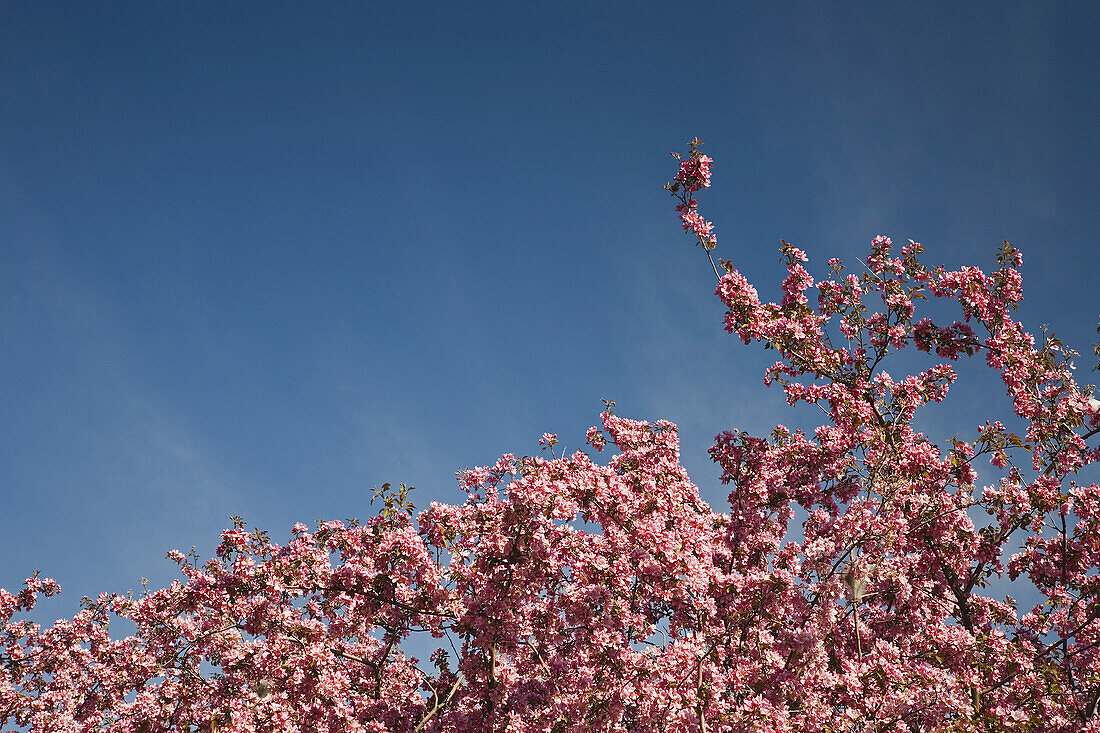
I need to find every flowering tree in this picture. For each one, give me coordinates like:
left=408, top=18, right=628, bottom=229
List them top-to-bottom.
left=4, top=143, right=1100, bottom=732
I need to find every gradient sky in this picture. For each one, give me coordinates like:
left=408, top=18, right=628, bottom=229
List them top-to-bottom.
left=2, top=2, right=1099, bottom=625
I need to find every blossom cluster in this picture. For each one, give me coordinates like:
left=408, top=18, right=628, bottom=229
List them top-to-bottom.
left=667, top=138, right=717, bottom=250
left=3, top=144, right=1100, bottom=732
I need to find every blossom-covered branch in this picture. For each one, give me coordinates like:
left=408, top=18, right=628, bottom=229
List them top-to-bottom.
left=3, top=142, right=1100, bottom=732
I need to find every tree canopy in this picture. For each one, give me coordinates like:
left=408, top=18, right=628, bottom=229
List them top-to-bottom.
left=4, top=142, right=1100, bottom=732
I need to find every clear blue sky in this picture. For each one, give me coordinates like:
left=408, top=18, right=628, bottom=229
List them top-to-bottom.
left=3, top=2, right=1098, bottom=621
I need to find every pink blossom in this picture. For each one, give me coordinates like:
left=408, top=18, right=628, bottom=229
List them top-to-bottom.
left=3, top=143, right=1099, bottom=732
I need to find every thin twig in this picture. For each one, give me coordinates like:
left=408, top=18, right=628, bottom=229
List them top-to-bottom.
left=414, top=672, right=464, bottom=732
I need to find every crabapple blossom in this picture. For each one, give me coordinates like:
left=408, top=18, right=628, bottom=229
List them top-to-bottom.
left=3, top=142, right=1100, bottom=732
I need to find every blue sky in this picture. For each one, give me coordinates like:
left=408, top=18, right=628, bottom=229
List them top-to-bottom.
left=2, top=2, right=1098, bottom=622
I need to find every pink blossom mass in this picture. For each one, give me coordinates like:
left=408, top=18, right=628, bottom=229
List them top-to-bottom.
left=4, top=143, right=1100, bottom=731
